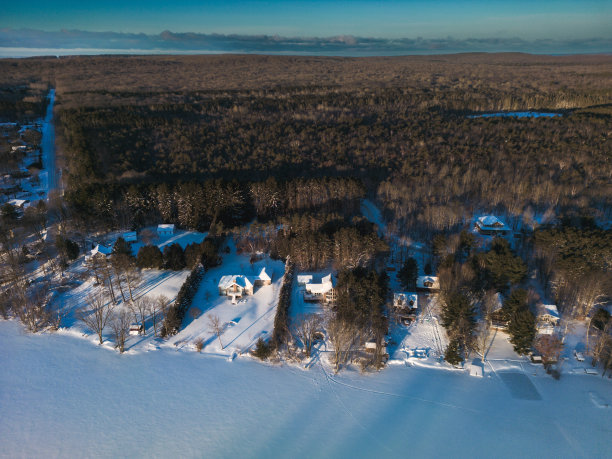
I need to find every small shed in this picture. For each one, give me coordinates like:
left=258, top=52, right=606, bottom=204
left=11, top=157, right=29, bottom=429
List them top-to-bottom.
left=157, top=224, right=175, bottom=237
left=123, top=231, right=137, bottom=242
left=255, top=267, right=272, bottom=286
left=417, top=276, right=440, bottom=292
left=129, top=324, right=144, bottom=335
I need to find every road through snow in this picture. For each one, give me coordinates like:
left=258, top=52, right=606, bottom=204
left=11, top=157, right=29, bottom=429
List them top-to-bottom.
left=41, top=89, right=57, bottom=195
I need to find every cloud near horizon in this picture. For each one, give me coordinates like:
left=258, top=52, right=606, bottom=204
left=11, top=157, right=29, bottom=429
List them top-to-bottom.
left=1, top=28, right=611, bottom=56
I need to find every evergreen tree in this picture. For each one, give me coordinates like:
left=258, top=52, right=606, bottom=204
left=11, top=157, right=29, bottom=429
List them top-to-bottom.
left=113, top=236, right=133, bottom=258
left=163, top=243, right=186, bottom=270
left=136, top=245, right=163, bottom=269
left=398, top=257, right=418, bottom=290
left=507, top=308, right=536, bottom=355
left=444, top=339, right=462, bottom=366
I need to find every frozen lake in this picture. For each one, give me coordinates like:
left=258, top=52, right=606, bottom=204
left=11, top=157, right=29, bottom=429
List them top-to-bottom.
left=468, top=111, right=563, bottom=118
left=1, top=320, right=611, bottom=458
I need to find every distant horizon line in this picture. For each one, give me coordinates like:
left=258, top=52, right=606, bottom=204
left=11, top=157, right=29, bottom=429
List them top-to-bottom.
left=1, top=28, right=611, bottom=57
left=2, top=47, right=612, bottom=60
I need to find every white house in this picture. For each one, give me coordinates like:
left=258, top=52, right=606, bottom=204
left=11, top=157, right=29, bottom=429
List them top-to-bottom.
left=475, top=216, right=510, bottom=236
left=157, top=224, right=175, bottom=237
left=123, top=231, right=137, bottom=242
left=86, top=244, right=113, bottom=260
left=218, top=268, right=273, bottom=303
left=304, top=273, right=337, bottom=303
left=218, top=275, right=254, bottom=303
left=417, top=276, right=439, bottom=291
left=393, top=292, right=418, bottom=325
left=537, top=304, right=560, bottom=335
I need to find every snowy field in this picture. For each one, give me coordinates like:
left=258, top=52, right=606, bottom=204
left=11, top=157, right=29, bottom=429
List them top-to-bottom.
left=1, top=319, right=611, bottom=459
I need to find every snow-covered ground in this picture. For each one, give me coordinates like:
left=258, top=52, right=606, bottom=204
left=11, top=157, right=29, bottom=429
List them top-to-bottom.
left=51, top=238, right=284, bottom=359
left=166, top=243, right=286, bottom=356
left=1, top=319, right=611, bottom=458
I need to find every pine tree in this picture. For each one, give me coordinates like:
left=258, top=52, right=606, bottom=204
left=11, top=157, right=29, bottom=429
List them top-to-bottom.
left=398, top=257, right=418, bottom=290
left=508, top=308, right=536, bottom=355
left=445, top=339, right=462, bottom=366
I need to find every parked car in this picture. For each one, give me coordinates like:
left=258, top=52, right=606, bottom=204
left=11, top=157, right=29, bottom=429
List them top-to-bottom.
left=574, top=350, right=585, bottom=362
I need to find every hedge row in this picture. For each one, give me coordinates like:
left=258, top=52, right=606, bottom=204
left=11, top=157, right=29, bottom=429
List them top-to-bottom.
left=271, top=260, right=295, bottom=348
left=160, top=264, right=205, bottom=338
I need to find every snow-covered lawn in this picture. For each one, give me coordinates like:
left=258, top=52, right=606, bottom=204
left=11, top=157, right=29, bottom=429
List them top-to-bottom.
left=51, top=239, right=285, bottom=359
left=166, top=245, right=286, bottom=356
left=1, top=319, right=611, bottom=458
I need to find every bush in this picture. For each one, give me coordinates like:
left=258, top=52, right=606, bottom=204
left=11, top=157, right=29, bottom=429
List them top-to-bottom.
left=136, top=245, right=163, bottom=269
left=195, top=338, right=204, bottom=353
left=252, top=338, right=273, bottom=360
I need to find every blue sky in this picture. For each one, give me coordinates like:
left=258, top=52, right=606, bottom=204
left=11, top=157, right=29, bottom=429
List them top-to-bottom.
left=2, top=0, right=611, bottom=40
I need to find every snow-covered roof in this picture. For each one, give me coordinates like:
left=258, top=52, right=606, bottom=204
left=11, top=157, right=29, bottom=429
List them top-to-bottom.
left=8, top=199, right=28, bottom=208
left=476, top=216, right=509, bottom=230
left=158, top=224, right=175, bottom=231
left=123, top=231, right=137, bottom=241
left=90, top=244, right=112, bottom=257
left=257, top=267, right=271, bottom=282
left=305, top=273, right=336, bottom=294
left=297, top=274, right=313, bottom=284
left=218, top=275, right=253, bottom=291
left=417, top=276, right=439, bottom=289
left=394, top=292, right=418, bottom=308
left=539, top=304, right=559, bottom=319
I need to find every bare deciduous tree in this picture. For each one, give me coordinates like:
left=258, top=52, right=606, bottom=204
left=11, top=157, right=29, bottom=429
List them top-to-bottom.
left=15, top=282, right=51, bottom=333
left=77, top=292, right=115, bottom=344
left=150, top=295, right=168, bottom=337
left=130, top=296, right=152, bottom=336
left=110, top=309, right=131, bottom=353
left=292, top=313, right=323, bottom=358
left=208, top=314, right=224, bottom=349
left=327, top=314, right=360, bottom=373
left=534, top=334, right=563, bottom=365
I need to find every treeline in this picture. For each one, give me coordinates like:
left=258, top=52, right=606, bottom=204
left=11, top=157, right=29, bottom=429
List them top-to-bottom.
left=65, top=176, right=364, bottom=234
left=235, top=213, right=388, bottom=271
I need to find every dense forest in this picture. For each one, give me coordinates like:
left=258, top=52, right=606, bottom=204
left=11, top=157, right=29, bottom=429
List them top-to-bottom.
left=0, top=53, right=610, bottom=369
left=1, top=53, right=609, bottom=237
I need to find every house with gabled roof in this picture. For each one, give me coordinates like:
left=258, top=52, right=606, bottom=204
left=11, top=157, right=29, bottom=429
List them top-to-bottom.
left=475, top=216, right=510, bottom=236
left=157, top=224, right=175, bottom=237
left=86, top=244, right=113, bottom=261
left=218, top=267, right=273, bottom=303
left=304, top=273, right=337, bottom=304
left=417, top=276, right=439, bottom=292
left=537, top=304, right=560, bottom=335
